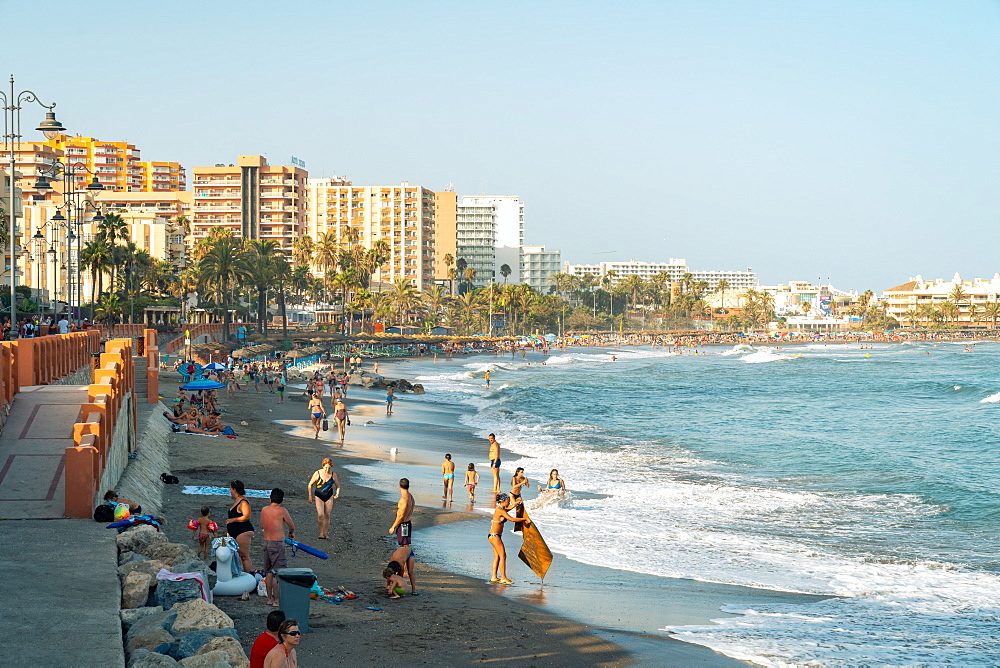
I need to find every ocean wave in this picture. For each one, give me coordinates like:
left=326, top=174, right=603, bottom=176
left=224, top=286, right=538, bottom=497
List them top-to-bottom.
left=741, top=350, right=794, bottom=364
left=980, top=392, right=1000, bottom=404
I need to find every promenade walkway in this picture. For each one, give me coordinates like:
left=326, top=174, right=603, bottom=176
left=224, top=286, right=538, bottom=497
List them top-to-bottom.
left=0, top=357, right=153, bottom=668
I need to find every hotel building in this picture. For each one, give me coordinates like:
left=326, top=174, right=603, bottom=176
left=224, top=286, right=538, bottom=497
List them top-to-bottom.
left=191, top=155, right=307, bottom=256
left=304, top=178, right=437, bottom=290
left=455, top=195, right=524, bottom=288
left=521, top=245, right=562, bottom=293
left=564, top=259, right=757, bottom=291
left=884, top=273, right=1000, bottom=325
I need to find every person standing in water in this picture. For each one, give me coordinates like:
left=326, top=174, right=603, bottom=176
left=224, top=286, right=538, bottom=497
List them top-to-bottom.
left=488, top=433, right=501, bottom=492
left=441, top=454, right=455, bottom=501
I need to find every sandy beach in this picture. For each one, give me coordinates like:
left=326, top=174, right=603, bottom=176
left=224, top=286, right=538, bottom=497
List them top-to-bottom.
left=159, top=355, right=824, bottom=666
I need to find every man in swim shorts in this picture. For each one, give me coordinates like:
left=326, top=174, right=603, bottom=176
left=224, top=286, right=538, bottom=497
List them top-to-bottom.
left=488, top=433, right=501, bottom=492
left=442, top=453, right=455, bottom=501
left=388, top=478, right=414, bottom=546
left=260, top=488, right=296, bottom=607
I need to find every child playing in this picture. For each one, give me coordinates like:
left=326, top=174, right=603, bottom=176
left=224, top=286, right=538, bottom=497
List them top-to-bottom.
left=464, top=463, right=480, bottom=501
left=192, top=506, right=217, bottom=560
left=382, top=567, right=407, bottom=599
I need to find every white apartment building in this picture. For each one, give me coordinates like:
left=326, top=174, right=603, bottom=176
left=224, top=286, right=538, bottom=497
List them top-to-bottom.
left=305, top=178, right=437, bottom=290
left=456, top=195, right=523, bottom=288
left=521, top=245, right=562, bottom=293
left=564, top=259, right=756, bottom=290
left=884, top=273, right=1000, bottom=324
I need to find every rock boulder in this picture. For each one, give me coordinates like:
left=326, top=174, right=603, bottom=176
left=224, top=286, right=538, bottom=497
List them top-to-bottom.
left=117, top=525, right=167, bottom=555
left=145, top=542, right=196, bottom=564
left=119, top=559, right=170, bottom=580
left=122, top=571, right=153, bottom=609
left=156, top=579, right=202, bottom=610
left=170, top=598, right=234, bottom=635
left=121, top=606, right=164, bottom=632
left=126, top=609, right=178, bottom=645
left=176, top=628, right=239, bottom=658
left=125, top=629, right=175, bottom=657
left=194, top=636, right=248, bottom=667
left=128, top=649, right=179, bottom=667
left=178, top=650, right=232, bottom=667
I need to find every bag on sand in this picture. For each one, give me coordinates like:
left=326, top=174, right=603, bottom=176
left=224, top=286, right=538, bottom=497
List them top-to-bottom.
left=322, top=419, right=329, bottom=432
left=93, top=504, right=115, bottom=522
left=257, top=579, right=267, bottom=597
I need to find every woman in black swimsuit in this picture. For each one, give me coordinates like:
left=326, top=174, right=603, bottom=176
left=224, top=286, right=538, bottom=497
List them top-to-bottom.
left=225, top=479, right=254, bottom=572
left=487, top=493, right=525, bottom=585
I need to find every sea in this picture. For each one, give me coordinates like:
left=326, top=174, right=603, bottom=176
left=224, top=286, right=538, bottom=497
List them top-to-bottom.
left=374, top=341, right=1000, bottom=666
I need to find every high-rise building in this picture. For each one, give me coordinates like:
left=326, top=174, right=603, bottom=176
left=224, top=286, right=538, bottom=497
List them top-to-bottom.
left=44, top=134, right=142, bottom=192
left=191, top=155, right=307, bottom=256
left=138, top=161, right=186, bottom=191
left=304, top=178, right=437, bottom=289
left=433, top=189, right=457, bottom=288
left=96, top=190, right=193, bottom=266
left=455, top=195, right=524, bottom=289
left=521, top=245, right=562, bottom=293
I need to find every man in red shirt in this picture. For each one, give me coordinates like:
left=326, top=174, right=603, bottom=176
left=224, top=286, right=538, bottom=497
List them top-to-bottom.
left=249, top=610, right=285, bottom=668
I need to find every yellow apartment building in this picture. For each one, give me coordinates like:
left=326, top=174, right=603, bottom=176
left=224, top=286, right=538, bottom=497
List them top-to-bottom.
left=45, top=134, right=142, bottom=192
left=191, top=155, right=307, bottom=256
left=138, top=161, right=186, bottom=191
left=305, top=178, right=438, bottom=290
left=433, top=189, right=457, bottom=287
left=96, top=190, right=193, bottom=266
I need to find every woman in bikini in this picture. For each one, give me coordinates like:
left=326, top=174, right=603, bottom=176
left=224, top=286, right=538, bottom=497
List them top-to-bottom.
left=308, top=392, right=325, bottom=439
left=332, top=398, right=348, bottom=443
left=306, top=458, right=339, bottom=539
left=510, top=467, right=529, bottom=499
left=538, top=469, right=568, bottom=494
left=225, top=480, right=254, bottom=572
left=487, top=493, right=526, bottom=585
left=263, top=618, right=301, bottom=668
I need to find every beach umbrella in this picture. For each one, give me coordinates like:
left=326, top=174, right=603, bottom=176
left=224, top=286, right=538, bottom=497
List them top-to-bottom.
left=204, top=362, right=227, bottom=371
left=180, top=379, right=226, bottom=390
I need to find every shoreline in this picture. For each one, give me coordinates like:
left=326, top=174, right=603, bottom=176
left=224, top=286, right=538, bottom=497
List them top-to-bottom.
left=158, top=364, right=640, bottom=665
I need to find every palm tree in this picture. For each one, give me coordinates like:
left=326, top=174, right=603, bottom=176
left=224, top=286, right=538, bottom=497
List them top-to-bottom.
left=98, top=213, right=129, bottom=290
left=313, top=231, right=339, bottom=285
left=292, top=235, right=314, bottom=269
left=195, top=236, right=250, bottom=339
left=80, top=238, right=113, bottom=305
left=246, top=239, right=281, bottom=334
left=442, top=253, right=455, bottom=295
left=273, top=254, right=292, bottom=337
left=499, top=263, right=512, bottom=284
left=463, top=267, right=477, bottom=293
left=390, top=276, right=419, bottom=326
left=715, top=279, right=730, bottom=311
left=422, top=284, right=451, bottom=328
left=368, top=291, right=394, bottom=328
left=452, top=291, right=480, bottom=334
left=94, top=294, right=123, bottom=331
left=938, top=300, right=960, bottom=325
left=966, top=301, right=979, bottom=327
left=983, top=301, right=1000, bottom=329
left=916, top=302, right=938, bottom=326
left=902, top=309, right=919, bottom=329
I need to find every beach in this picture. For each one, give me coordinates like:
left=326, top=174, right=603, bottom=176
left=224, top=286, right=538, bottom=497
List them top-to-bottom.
left=160, top=356, right=772, bottom=666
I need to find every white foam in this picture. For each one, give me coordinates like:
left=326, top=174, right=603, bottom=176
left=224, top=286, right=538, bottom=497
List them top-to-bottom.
left=741, top=349, right=794, bottom=364
left=980, top=392, right=1000, bottom=403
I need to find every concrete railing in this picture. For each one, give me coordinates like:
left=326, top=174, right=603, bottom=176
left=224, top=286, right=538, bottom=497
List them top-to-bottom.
left=164, top=323, right=226, bottom=354
left=13, top=331, right=102, bottom=389
left=65, top=337, right=137, bottom=519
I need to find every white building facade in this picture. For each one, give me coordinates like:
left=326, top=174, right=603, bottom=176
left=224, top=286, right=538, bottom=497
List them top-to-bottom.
left=456, top=195, right=523, bottom=288
left=521, top=245, right=562, bottom=293
left=564, top=258, right=756, bottom=290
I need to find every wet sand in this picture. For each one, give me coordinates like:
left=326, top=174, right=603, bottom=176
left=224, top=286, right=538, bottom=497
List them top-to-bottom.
left=159, top=357, right=824, bottom=666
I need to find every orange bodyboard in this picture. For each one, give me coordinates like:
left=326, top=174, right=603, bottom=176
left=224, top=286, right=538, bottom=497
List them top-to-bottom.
left=517, top=506, right=553, bottom=580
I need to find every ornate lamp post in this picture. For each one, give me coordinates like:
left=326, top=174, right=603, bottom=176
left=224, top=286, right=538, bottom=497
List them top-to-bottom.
left=0, top=76, right=65, bottom=333
left=31, top=228, right=44, bottom=319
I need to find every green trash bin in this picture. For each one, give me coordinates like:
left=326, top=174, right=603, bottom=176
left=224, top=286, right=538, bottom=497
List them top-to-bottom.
left=275, top=568, right=316, bottom=632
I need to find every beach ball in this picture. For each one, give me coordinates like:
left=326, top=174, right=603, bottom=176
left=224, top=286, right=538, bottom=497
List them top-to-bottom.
left=114, top=503, right=131, bottom=522
left=187, top=519, right=199, bottom=530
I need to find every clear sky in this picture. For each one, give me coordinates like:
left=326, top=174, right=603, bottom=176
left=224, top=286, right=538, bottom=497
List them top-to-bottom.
left=8, top=0, right=1000, bottom=291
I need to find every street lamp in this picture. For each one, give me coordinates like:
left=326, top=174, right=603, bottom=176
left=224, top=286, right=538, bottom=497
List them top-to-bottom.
left=0, top=76, right=65, bottom=333
left=34, top=160, right=104, bottom=325
left=32, top=228, right=44, bottom=319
